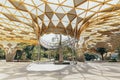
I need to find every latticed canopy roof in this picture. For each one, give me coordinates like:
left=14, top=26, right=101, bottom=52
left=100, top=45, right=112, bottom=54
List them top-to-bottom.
left=0, top=0, right=120, bottom=44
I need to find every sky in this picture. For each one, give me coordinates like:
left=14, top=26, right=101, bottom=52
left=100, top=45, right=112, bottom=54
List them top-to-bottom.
left=41, top=33, right=69, bottom=43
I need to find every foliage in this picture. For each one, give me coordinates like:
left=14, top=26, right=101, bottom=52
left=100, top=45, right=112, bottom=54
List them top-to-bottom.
left=14, top=43, right=75, bottom=61
left=15, top=43, right=35, bottom=60
left=17, top=43, right=29, bottom=49
left=23, top=45, right=35, bottom=59
left=31, top=46, right=50, bottom=60
left=31, top=46, right=40, bottom=60
left=53, top=46, right=73, bottom=60
left=63, top=46, right=72, bottom=60
left=116, top=46, right=120, bottom=60
left=117, top=46, right=120, bottom=54
left=96, top=47, right=107, bottom=60
left=0, top=48, right=5, bottom=59
left=14, top=50, right=23, bottom=60
left=84, top=53, right=96, bottom=61
left=109, top=58, right=117, bottom=62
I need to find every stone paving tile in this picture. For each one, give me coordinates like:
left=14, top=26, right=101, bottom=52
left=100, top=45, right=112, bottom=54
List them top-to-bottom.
left=0, top=61, right=120, bottom=80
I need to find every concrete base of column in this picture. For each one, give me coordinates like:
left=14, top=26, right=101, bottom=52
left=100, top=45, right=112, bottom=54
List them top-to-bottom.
left=6, top=53, right=15, bottom=62
left=76, top=54, right=85, bottom=62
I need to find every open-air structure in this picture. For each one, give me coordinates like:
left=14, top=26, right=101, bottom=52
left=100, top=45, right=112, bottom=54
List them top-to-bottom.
left=0, top=0, right=120, bottom=80
left=0, top=0, right=120, bottom=59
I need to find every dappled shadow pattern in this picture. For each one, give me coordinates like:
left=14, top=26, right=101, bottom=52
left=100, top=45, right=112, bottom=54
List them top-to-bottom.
left=0, top=61, right=120, bottom=80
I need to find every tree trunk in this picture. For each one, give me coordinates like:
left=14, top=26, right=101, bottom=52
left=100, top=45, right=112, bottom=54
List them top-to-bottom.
left=58, top=34, right=63, bottom=63
left=59, top=47, right=63, bottom=63
left=118, top=53, right=120, bottom=61
left=101, top=54, right=104, bottom=61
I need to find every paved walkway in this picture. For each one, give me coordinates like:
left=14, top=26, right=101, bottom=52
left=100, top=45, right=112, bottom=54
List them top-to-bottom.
left=0, top=61, right=120, bottom=80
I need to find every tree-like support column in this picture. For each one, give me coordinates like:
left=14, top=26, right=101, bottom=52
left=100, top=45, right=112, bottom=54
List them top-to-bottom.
left=0, top=41, right=18, bottom=62
left=4, top=43, right=17, bottom=62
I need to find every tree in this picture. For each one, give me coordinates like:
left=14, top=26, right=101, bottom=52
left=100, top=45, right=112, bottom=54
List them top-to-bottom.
left=58, top=34, right=63, bottom=63
left=16, top=43, right=35, bottom=60
left=23, top=45, right=34, bottom=59
left=63, top=46, right=72, bottom=60
left=117, top=46, right=120, bottom=60
left=96, top=47, right=107, bottom=60
left=0, top=48, right=5, bottom=59
left=15, top=50, right=23, bottom=61
left=84, top=53, right=96, bottom=61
